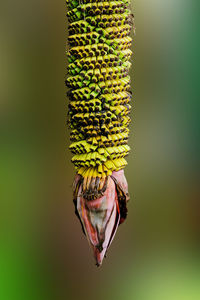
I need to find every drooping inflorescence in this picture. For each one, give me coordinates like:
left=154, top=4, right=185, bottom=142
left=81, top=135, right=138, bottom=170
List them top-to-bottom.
left=66, top=0, right=134, bottom=266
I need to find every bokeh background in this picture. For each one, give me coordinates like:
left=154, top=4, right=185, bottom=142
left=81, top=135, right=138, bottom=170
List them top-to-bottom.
left=0, top=0, right=199, bottom=299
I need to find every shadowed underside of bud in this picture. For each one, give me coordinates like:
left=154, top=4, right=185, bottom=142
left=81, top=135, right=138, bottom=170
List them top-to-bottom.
left=73, top=170, right=129, bottom=266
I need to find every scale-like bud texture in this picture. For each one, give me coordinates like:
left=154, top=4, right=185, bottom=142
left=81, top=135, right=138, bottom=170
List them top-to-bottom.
left=66, top=0, right=133, bottom=266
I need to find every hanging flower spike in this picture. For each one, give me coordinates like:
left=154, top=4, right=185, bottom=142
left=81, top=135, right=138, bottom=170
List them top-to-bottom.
left=66, top=0, right=134, bottom=265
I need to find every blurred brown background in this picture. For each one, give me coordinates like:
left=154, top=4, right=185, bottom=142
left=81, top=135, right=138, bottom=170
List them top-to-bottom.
left=0, top=0, right=199, bottom=299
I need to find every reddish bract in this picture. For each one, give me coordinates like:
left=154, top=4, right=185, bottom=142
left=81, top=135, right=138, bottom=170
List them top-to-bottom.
left=74, top=170, right=129, bottom=266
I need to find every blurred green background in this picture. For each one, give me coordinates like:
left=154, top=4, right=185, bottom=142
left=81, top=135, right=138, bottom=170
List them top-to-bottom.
left=0, top=0, right=199, bottom=299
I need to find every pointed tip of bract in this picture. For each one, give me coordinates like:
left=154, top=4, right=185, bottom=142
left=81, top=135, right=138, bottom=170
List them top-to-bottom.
left=93, top=247, right=107, bottom=267
left=95, top=252, right=103, bottom=267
